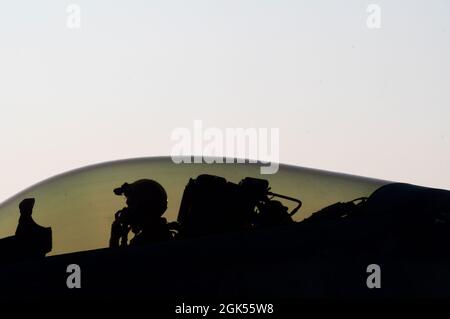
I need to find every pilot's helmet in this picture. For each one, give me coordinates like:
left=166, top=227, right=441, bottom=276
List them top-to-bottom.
left=115, top=179, right=168, bottom=217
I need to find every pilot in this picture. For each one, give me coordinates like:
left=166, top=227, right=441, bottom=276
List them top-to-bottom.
left=109, top=179, right=174, bottom=248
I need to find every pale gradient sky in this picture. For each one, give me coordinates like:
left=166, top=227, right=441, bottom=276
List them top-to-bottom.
left=0, top=0, right=449, bottom=202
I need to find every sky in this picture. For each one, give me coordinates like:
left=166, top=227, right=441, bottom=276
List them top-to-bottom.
left=0, top=0, right=449, bottom=202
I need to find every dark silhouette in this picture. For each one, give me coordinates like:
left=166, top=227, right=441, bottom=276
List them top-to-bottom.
left=2, top=171, right=450, bottom=299
left=108, top=175, right=302, bottom=245
left=177, top=175, right=302, bottom=238
left=109, top=180, right=176, bottom=248
left=303, top=197, right=368, bottom=222
left=0, top=198, right=52, bottom=263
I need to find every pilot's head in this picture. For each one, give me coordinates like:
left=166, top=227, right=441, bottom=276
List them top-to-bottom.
left=114, top=179, right=168, bottom=230
left=19, top=198, right=35, bottom=217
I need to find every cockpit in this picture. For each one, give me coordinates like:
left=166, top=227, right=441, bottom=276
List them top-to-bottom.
left=0, top=157, right=387, bottom=258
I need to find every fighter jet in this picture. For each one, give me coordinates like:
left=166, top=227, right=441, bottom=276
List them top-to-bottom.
left=0, top=157, right=449, bottom=300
